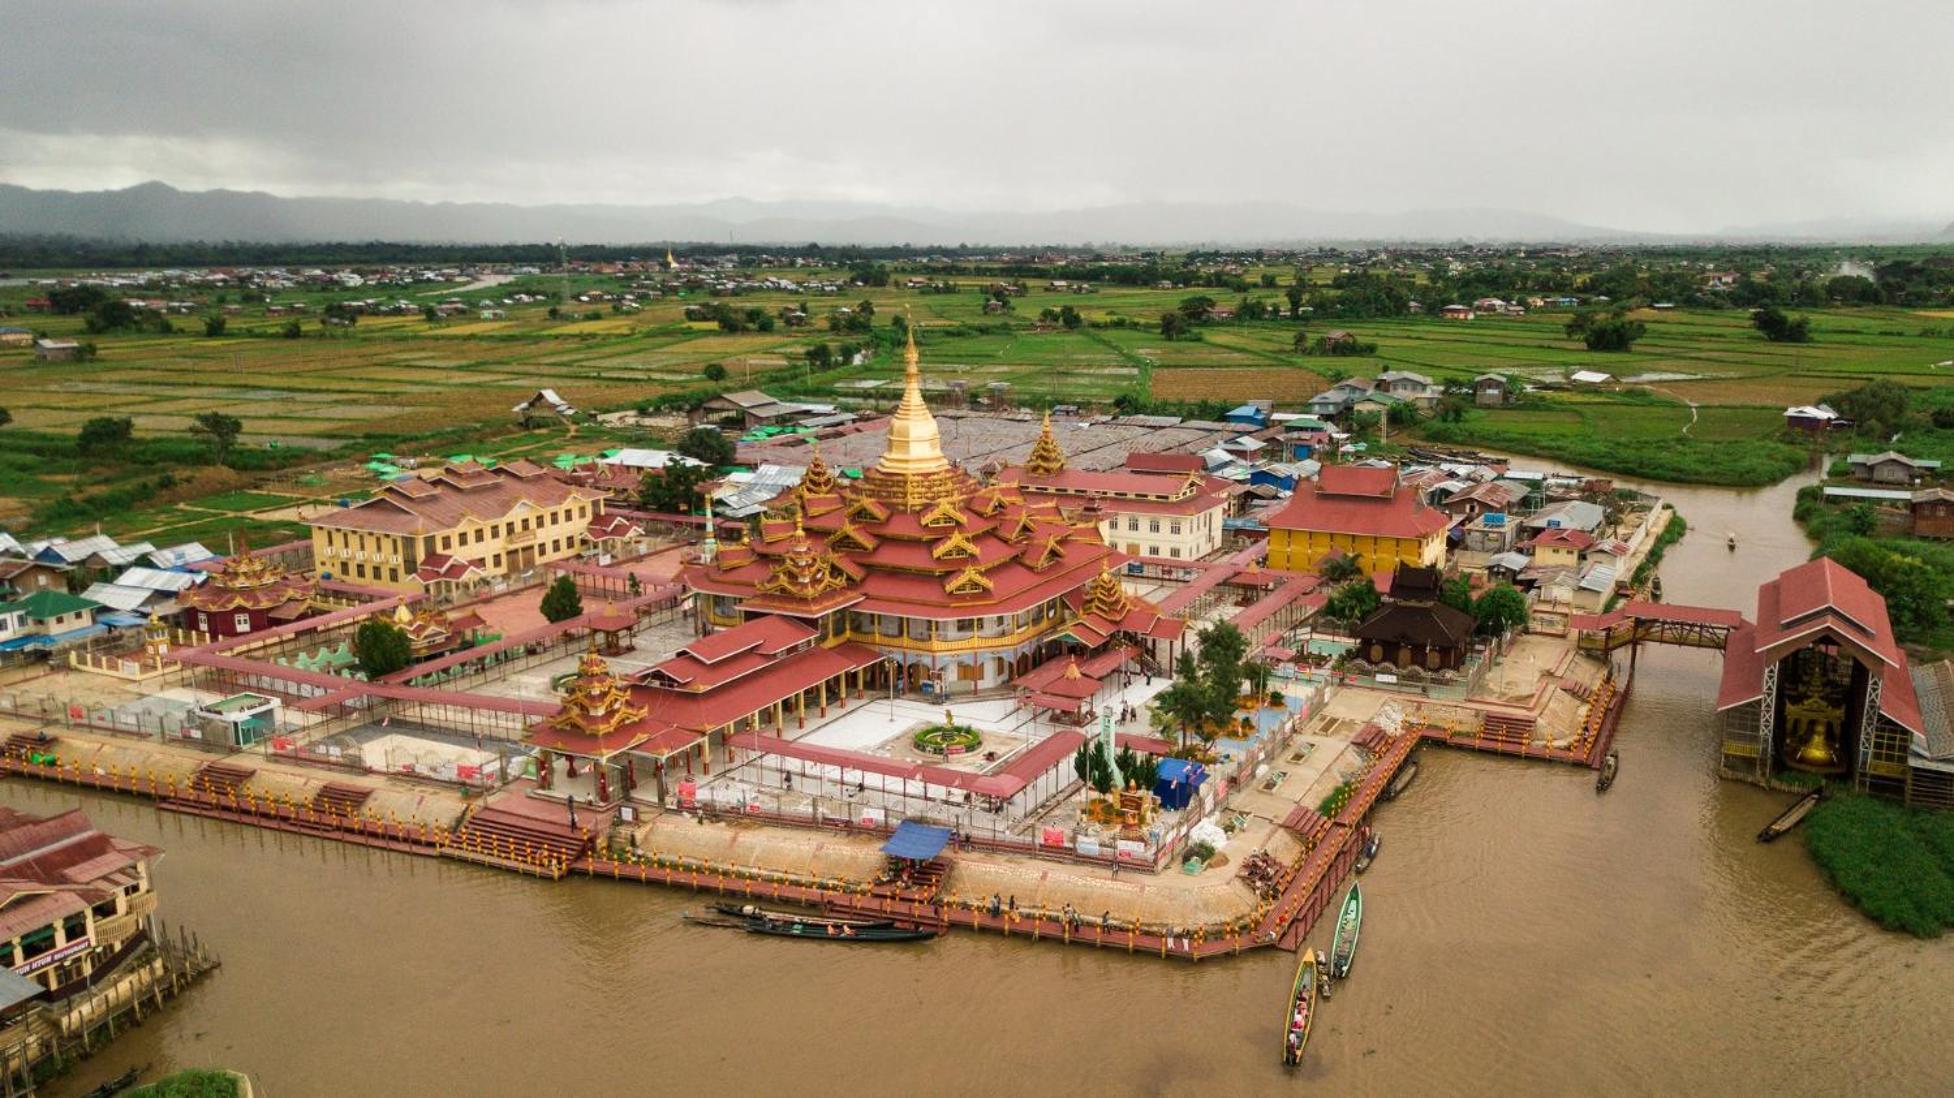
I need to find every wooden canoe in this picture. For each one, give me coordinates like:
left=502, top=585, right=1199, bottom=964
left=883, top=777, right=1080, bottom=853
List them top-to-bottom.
left=1595, top=751, right=1619, bottom=793
left=1382, top=759, right=1419, bottom=801
left=1757, top=786, right=1824, bottom=843
left=1354, top=831, right=1380, bottom=874
left=1328, top=884, right=1362, bottom=981
left=712, top=902, right=895, bottom=928
left=1281, top=949, right=1321, bottom=1067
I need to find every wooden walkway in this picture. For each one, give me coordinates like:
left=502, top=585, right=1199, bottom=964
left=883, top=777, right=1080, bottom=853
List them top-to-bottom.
left=1417, top=673, right=1630, bottom=770
left=0, top=727, right=1417, bottom=964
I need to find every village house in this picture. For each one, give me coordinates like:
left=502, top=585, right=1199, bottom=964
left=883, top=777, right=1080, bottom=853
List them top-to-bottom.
left=1439, top=304, right=1475, bottom=321
left=0, top=327, right=33, bottom=348
left=32, top=340, right=80, bottom=363
left=1375, top=370, right=1442, bottom=411
left=1473, top=373, right=1513, bottom=407
left=1305, top=378, right=1376, bottom=419
left=512, top=389, right=577, bottom=427
left=1783, top=403, right=1843, bottom=432
left=1848, top=451, right=1942, bottom=486
left=307, top=459, right=610, bottom=592
left=1264, top=465, right=1450, bottom=574
left=1440, top=480, right=1524, bottom=522
left=1912, top=487, right=1954, bottom=539
left=1524, top=527, right=1594, bottom=570
left=0, top=559, right=67, bottom=598
left=0, top=590, right=103, bottom=655
left=0, top=806, right=160, bottom=995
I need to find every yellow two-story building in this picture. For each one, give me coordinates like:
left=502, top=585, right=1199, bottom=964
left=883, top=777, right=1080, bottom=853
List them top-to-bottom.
left=308, top=460, right=609, bottom=592
left=1265, top=465, right=1450, bottom=574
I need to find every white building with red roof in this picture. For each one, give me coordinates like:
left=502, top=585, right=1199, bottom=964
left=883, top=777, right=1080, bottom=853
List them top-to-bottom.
left=996, top=415, right=1232, bottom=563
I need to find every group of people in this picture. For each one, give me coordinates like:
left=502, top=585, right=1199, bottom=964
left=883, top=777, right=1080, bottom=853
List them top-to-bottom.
left=1240, top=849, right=1286, bottom=899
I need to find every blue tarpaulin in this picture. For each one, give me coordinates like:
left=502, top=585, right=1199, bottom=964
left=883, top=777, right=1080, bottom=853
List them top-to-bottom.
left=1154, top=758, right=1208, bottom=811
left=882, top=820, right=953, bottom=861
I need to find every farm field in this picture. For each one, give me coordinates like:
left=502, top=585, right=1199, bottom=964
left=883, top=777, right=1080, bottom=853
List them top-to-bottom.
left=4, top=263, right=1954, bottom=534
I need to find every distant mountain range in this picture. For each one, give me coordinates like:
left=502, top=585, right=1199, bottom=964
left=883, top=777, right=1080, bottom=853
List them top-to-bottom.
left=0, top=181, right=1948, bottom=247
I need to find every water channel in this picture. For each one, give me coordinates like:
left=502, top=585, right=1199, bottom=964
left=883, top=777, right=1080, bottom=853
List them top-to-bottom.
left=25, top=466, right=1954, bottom=1096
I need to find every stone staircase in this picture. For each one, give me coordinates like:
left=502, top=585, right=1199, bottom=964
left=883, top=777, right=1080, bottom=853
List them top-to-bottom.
left=442, top=805, right=591, bottom=877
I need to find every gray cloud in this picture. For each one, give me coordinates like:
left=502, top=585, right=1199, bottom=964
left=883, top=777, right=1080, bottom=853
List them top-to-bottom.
left=3, top=0, right=1951, bottom=234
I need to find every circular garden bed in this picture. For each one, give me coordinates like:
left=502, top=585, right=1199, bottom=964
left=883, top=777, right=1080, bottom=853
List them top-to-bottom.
left=913, top=723, right=983, bottom=757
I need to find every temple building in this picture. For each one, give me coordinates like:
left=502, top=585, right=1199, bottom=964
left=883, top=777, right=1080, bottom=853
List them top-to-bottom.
left=681, top=328, right=1183, bottom=695
left=997, top=415, right=1232, bottom=562
left=307, top=459, right=608, bottom=592
left=1264, top=465, right=1450, bottom=574
left=175, top=543, right=317, bottom=640
left=1716, top=558, right=1924, bottom=800
left=1352, top=564, right=1477, bottom=672
left=523, top=617, right=885, bottom=803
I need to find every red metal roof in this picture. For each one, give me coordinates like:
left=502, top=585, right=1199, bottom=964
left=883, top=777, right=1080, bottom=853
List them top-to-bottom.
left=1316, top=465, right=1398, bottom=498
left=1265, top=477, right=1450, bottom=541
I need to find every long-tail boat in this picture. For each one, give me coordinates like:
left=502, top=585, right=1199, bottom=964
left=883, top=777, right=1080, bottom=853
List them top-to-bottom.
left=1595, top=751, right=1620, bottom=793
left=1382, top=758, right=1419, bottom=801
left=1757, top=786, right=1825, bottom=843
left=1354, top=831, right=1381, bottom=874
left=1328, top=884, right=1362, bottom=981
left=712, top=902, right=895, bottom=928
left=685, top=910, right=937, bottom=942
left=1281, top=950, right=1322, bottom=1067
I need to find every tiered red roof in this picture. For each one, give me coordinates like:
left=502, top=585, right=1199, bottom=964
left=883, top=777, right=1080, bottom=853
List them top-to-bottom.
left=177, top=543, right=316, bottom=618
left=0, top=807, right=156, bottom=943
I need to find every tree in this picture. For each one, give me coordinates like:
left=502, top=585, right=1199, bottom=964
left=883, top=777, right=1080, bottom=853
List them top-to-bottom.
left=1284, top=284, right=1306, bottom=318
left=47, top=285, right=109, bottom=315
left=1177, top=295, right=1217, bottom=322
left=83, top=298, right=139, bottom=333
left=421, top=304, right=439, bottom=323
left=1057, top=304, right=1083, bottom=330
left=1752, top=305, right=1811, bottom=343
left=1566, top=310, right=1645, bottom=351
left=1159, top=311, right=1190, bottom=340
left=203, top=314, right=227, bottom=337
left=281, top=319, right=303, bottom=339
left=1291, top=328, right=1313, bottom=354
left=804, top=343, right=834, bottom=371
left=702, top=362, right=728, bottom=382
left=1822, top=380, right=1911, bottom=440
left=0, top=408, right=10, bottom=429
left=190, top=412, right=244, bottom=464
left=76, top=416, right=134, bottom=455
left=675, top=425, right=736, bottom=467
left=637, top=460, right=716, bottom=514
left=1820, top=538, right=1948, bottom=639
left=1318, top=553, right=1365, bottom=585
left=540, top=575, right=584, bottom=623
left=1439, top=575, right=1474, bottom=612
left=1322, top=580, right=1381, bottom=626
left=1472, top=585, right=1529, bottom=636
left=353, top=616, right=413, bottom=677
left=1196, top=621, right=1249, bottom=722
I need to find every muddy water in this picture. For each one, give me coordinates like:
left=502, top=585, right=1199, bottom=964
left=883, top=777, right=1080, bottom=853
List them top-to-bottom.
left=29, top=468, right=1954, bottom=1096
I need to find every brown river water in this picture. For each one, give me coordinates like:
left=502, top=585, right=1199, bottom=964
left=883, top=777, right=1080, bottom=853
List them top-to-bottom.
left=22, top=467, right=1954, bottom=1097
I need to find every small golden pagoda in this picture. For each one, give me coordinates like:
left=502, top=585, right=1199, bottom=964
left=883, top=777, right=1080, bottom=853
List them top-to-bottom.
left=855, top=321, right=976, bottom=510
left=1024, top=411, right=1067, bottom=477
left=753, top=517, right=854, bottom=605
left=1081, top=562, right=1133, bottom=619
left=543, top=649, right=648, bottom=745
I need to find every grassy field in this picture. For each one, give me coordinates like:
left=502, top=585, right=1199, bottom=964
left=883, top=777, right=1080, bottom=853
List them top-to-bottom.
left=4, top=265, right=1954, bottom=533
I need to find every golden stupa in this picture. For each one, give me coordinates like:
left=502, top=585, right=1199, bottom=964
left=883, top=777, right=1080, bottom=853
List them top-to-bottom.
left=855, top=320, right=976, bottom=509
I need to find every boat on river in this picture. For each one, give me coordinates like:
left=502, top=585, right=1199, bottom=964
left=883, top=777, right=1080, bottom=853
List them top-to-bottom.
left=1727, top=532, right=1738, bottom=550
left=1596, top=751, right=1620, bottom=793
left=1382, top=759, right=1420, bottom=801
left=1757, top=786, right=1825, bottom=843
left=1354, top=831, right=1381, bottom=874
left=1328, top=884, right=1363, bottom=981
left=712, top=902, right=895, bottom=928
left=685, top=910, right=938, bottom=942
left=1281, top=950, right=1322, bottom=1067
left=84, top=1067, right=145, bottom=1098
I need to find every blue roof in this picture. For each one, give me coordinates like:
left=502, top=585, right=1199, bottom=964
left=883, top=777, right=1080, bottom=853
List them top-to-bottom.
left=1157, top=757, right=1207, bottom=784
left=881, top=820, right=953, bottom=861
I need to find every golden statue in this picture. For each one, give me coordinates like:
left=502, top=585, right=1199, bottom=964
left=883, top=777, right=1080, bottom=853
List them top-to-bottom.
left=1784, top=659, right=1844, bottom=771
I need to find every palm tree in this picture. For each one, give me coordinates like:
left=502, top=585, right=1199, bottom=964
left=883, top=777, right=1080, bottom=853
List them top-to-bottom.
left=1319, top=553, right=1364, bottom=585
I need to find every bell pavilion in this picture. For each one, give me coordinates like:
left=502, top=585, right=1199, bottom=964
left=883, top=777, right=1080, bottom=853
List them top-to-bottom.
left=682, top=326, right=1183, bottom=696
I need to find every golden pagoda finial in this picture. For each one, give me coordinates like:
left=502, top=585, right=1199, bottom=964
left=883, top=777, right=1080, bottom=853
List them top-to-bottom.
left=903, top=311, right=920, bottom=376
left=873, top=312, right=950, bottom=480
left=1025, top=409, right=1067, bottom=476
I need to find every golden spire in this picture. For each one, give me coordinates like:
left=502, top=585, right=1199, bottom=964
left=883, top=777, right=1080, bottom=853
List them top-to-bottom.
left=875, top=314, right=950, bottom=478
left=1025, top=409, right=1067, bottom=476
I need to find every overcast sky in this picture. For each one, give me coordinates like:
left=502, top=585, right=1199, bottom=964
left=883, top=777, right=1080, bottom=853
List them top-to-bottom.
left=3, top=0, right=1951, bottom=233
